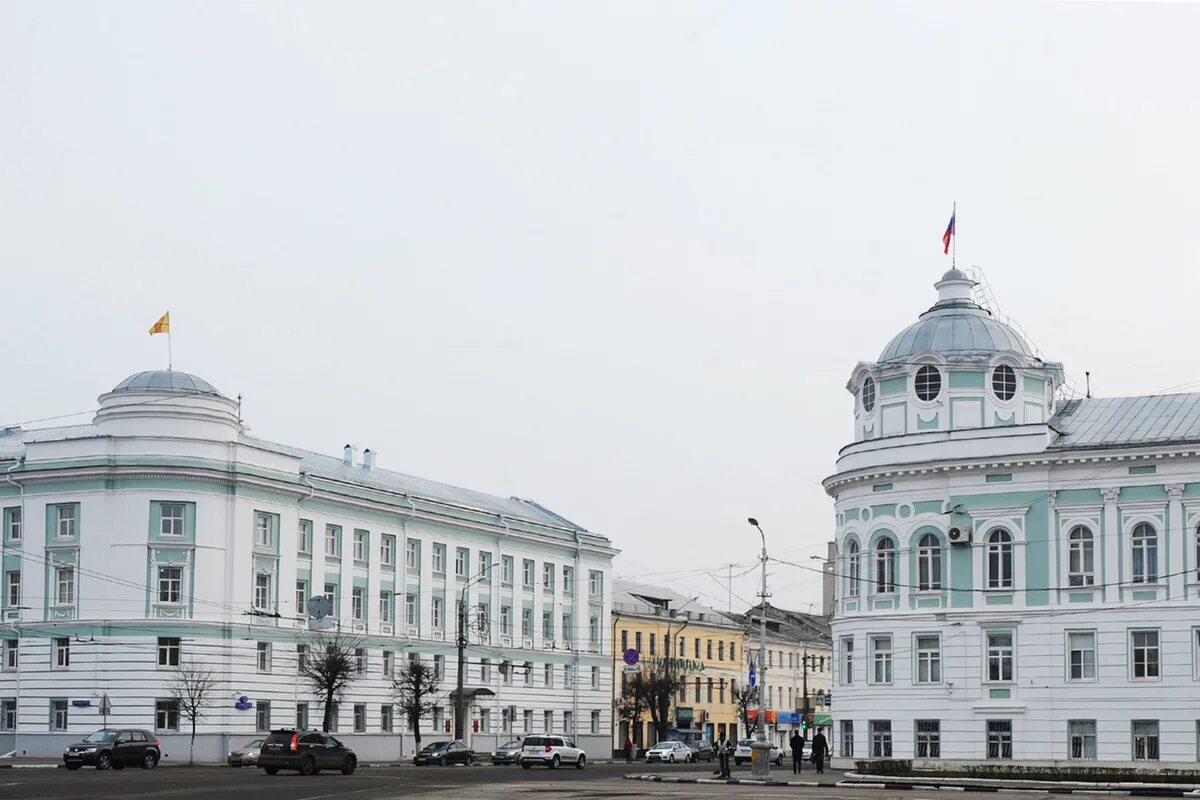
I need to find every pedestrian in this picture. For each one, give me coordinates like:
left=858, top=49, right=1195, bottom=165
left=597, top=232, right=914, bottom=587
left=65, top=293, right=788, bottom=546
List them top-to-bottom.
left=810, top=726, right=829, bottom=775
left=790, top=728, right=806, bottom=774
left=624, top=735, right=633, bottom=764
left=716, top=735, right=732, bottom=778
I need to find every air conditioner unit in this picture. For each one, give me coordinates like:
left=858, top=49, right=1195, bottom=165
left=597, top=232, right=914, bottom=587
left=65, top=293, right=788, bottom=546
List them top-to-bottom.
left=947, top=527, right=970, bottom=545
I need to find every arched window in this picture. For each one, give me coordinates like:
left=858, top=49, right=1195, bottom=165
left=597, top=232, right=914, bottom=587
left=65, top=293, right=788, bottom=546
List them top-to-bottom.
left=914, top=365, right=942, bottom=402
left=992, top=365, right=1016, bottom=401
left=861, top=377, right=876, bottom=413
left=1131, top=522, right=1158, bottom=584
left=1067, top=526, right=1094, bottom=587
left=986, top=529, right=1013, bottom=589
left=917, top=533, right=942, bottom=591
left=874, top=538, right=896, bottom=594
left=847, top=541, right=861, bottom=597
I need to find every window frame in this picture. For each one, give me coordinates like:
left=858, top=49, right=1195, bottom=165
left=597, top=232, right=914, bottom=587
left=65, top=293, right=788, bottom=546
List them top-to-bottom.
left=913, top=364, right=942, bottom=402
left=991, top=364, right=1016, bottom=402
left=160, top=503, right=186, bottom=537
left=1130, top=522, right=1159, bottom=584
left=1067, top=525, right=1096, bottom=587
left=985, top=528, right=1014, bottom=590
left=916, top=533, right=942, bottom=591
left=873, top=537, right=896, bottom=594
left=846, top=540, right=860, bottom=597
left=54, top=566, right=75, bottom=607
left=157, top=566, right=183, bottom=605
left=1130, top=628, right=1161, bottom=681
left=984, top=629, right=1015, bottom=683
left=1066, top=629, right=1097, bottom=682
left=914, top=633, right=941, bottom=684
left=868, top=634, right=893, bottom=685
left=157, top=636, right=181, bottom=668
left=840, top=636, right=854, bottom=685
left=155, top=699, right=180, bottom=732
left=915, top=719, right=941, bottom=758
left=1068, top=719, right=1097, bottom=760
left=1132, top=719, right=1160, bottom=761
left=869, top=720, right=892, bottom=757
left=986, top=720, right=1013, bottom=760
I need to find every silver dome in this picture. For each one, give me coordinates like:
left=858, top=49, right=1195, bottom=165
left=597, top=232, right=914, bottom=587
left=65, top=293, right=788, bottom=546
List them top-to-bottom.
left=879, top=307, right=1033, bottom=363
left=112, top=370, right=222, bottom=396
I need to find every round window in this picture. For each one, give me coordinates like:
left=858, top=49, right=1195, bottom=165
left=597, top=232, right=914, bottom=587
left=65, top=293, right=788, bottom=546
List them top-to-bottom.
left=992, top=364, right=1016, bottom=401
left=914, top=365, right=942, bottom=401
left=861, top=377, right=876, bottom=412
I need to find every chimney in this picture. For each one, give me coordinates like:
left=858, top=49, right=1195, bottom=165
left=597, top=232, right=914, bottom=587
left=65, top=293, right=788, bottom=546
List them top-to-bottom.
left=343, top=444, right=356, bottom=466
left=362, top=449, right=375, bottom=471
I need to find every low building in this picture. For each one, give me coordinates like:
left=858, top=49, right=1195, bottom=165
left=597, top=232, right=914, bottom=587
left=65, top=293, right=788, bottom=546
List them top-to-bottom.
left=0, top=369, right=617, bottom=761
left=611, top=580, right=746, bottom=751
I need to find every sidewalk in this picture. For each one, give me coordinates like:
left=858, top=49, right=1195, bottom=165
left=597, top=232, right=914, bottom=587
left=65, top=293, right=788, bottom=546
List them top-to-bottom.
left=624, top=767, right=847, bottom=788
left=838, top=771, right=1200, bottom=797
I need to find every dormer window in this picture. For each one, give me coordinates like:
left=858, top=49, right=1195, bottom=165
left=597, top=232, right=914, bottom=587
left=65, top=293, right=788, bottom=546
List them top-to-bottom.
left=914, top=365, right=942, bottom=402
left=992, top=365, right=1016, bottom=401
left=861, top=377, right=876, bottom=412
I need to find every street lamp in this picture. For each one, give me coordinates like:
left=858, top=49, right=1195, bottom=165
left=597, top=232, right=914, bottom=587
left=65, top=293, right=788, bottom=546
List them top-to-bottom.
left=746, top=517, right=771, bottom=780
left=455, top=560, right=500, bottom=741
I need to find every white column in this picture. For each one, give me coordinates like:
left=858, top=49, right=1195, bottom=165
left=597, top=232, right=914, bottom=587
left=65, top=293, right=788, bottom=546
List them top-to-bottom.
left=1167, top=484, right=1185, bottom=598
left=1101, top=488, right=1120, bottom=603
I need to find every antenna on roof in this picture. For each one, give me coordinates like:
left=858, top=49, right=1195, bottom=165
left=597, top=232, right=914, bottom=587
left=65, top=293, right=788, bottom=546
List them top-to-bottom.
left=1085, top=372, right=1092, bottom=399
left=236, top=394, right=243, bottom=425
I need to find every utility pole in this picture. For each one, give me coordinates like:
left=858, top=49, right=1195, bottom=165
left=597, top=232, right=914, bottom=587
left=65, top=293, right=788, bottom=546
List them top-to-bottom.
left=747, top=518, right=771, bottom=780
left=454, top=597, right=468, bottom=741
left=801, top=649, right=810, bottom=734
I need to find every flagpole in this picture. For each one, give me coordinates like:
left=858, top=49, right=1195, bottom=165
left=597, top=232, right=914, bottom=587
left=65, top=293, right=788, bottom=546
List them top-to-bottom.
left=952, top=201, right=957, bottom=269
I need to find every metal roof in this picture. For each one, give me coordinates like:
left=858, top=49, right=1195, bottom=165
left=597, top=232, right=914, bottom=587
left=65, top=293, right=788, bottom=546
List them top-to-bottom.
left=879, top=306, right=1034, bottom=363
left=112, top=370, right=222, bottom=396
left=1049, top=393, right=1200, bottom=449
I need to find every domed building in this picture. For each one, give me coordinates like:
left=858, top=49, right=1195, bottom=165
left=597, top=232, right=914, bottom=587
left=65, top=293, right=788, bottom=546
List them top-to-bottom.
left=826, top=271, right=1200, bottom=767
left=0, top=370, right=616, bottom=760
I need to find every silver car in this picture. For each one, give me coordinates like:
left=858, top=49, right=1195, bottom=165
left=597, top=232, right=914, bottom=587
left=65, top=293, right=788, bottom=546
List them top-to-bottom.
left=227, top=738, right=264, bottom=767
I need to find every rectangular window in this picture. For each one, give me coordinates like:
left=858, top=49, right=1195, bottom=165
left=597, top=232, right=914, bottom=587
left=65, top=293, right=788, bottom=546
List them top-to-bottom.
left=160, top=503, right=185, bottom=537
left=56, top=505, right=76, bottom=538
left=5, top=507, right=21, bottom=541
left=254, top=512, right=271, bottom=547
left=298, top=520, right=312, bottom=553
left=325, top=525, right=340, bottom=557
left=353, top=530, right=367, bottom=561
left=381, top=535, right=394, bottom=566
left=405, top=539, right=419, bottom=570
left=432, top=544, right=446, bottom=574
left=456, top=548, right=468, bottom=578
left=478, top=551, right=492, bottom=581
left=502, top=556, right=514, bottom=584
left=522, top=559, right=534, bottom=588
left=542, top=562, right=554, bottom=592
left=563, top=565, right=574, bottom=594
left=157, top=566, right=182, bottom=604
left=55, top=567, right=74, bottom=606
left=589, top=570, right=603, bottom=598
left=6, top=571, right=20, bottom=608
left=254, top=573, right=272, bottom=612
left=296, top=580, right=308, bottom=617
left=352, top=587, right=365, bottom=620
left=380, top=591, right=392, bottom=623
left=405, top=594, right=416, bottom=626
left=432, top=597, right=443, bottom=629
left=500, top=605, right=511, bottom=635
left=521, top=608, right=532, bottom=638
left=542, top=610, right=553, bottom=641
left=589, top=615, right=599, bottom=646
left=986, top=630, right=1014, bottom=682
left=1132, top=630, right=1160, bottom=679
left=1067, top=631, right=1097, bottom=681
left=635, top=632, right=642, bottom=652
left=649, top=633, right=656, bottom=656
left=915, top=634, right=941, bottom=684
left=869, top=635, right=892, bottom=684
left=53, top=637, right=70, bottom=669
left=157, top=637, right=180, bottom=668
left=841, top=637, right=854, bottom=684
left=706, top=639, right=713, bottom=660
left=2, top=640, right=16, bottom=670
left=257, top=641, right=271, bottom=672
left=718, top=641, right=725, bottom=661
left=297, top=644, right=309, bottom=670
left=356, top=648, right=367, bottom=675
left=382, top=650, right=394, bottom=677
left=433, top=654, right=444, bottom=680
left=480, top=658, right=491, bottom=682
left=501, top=660, right=512, bottom=685
left=523, top=660, right=533, bottom=686
left=544, top=662, right=554, bottom=687
left=565, top=664, right=575, bottom=688
left=591, top=666, right=600, bottom=690
left=706, top=677, right=714, bottom=703
left=0, top=698, right=14, bottom=732
left=50, top=699, right=68, bottom=731
left=155, top=699, right=179, bottom=732
left=256, top=700, right=271, bottom=732
left=296, top=702, right=309, bottom=731
left=327, top=702, right=339, bottom=732
left=354, top=704, right=366, bottom=733
left=381, top=705, right=393, bottom=732
left=479, top=708, right=490, bottom=733
left=522, top=709, right=533, bottom=732
left=544, top=709, right=553, bottom=732
left=564, top=710, right=573, bottom=733
left=591, top=710, right=600, bottom=735
left=1069, top=719, right=1097, bottom=760
left=840, top=720, right=854, bottom=758
left=870, top=720, right=892, bottom=757
left=915, top=720, right=940, bottom=758
left=987, top=720, right=1013, bottom=759
left=1133, top=720, right=1159, bottom=760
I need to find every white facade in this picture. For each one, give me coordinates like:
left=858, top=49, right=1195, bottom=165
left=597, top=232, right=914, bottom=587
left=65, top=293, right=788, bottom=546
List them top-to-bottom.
left=826, top=270, right=1200, bottom=767
left=0, top=370, right=616, bottom=761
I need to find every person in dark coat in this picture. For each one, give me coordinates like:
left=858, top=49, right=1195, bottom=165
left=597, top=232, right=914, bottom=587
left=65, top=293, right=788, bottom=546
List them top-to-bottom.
left=809, top=726, right=829, bottom=774
left=789, top=729, right=806, bottom=773
left=715, top=735, right=733, bottom=778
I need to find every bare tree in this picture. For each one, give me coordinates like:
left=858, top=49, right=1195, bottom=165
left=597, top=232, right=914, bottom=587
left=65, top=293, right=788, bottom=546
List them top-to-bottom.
left=298, top=633, right=363, bottom=732
left=392, top=656, right=440, bottom=751
left=634, top=658, right=684, bottom=744
left=168, top=660, right=219, bottom=765
left=617, top=674, right=647, bottom=751
left=733, top=684, right=759, bottom=739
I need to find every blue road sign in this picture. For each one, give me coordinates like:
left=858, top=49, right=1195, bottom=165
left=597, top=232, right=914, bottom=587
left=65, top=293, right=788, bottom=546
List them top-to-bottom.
left=623, top=648, right=640, bottom=666
left=748, top=665, right=756, bottom=687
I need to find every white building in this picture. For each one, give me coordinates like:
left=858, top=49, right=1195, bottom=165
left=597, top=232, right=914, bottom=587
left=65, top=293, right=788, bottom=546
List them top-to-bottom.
left=827, top=268, right=1200, bottom=767
left=0, top=370, right=616, bottom=761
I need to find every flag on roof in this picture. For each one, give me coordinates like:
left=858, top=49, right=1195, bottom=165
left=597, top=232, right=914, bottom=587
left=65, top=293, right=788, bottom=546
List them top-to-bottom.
left=942, top=211, right=956, bottom=255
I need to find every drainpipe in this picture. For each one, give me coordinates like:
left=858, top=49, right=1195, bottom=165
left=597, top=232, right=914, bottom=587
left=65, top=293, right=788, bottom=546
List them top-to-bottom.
left=5, top=458, right=23, bottom=756
left=572, top=531, right=582, bottom=746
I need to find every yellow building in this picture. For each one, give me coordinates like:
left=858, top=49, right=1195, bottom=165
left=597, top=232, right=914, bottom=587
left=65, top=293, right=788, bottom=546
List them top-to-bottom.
left=611, top=581, right=748, bottom=751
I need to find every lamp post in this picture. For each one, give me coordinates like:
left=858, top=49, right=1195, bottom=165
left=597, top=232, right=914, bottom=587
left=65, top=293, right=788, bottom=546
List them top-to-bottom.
left=747, top=517, right=771, bottom=780
left=455, top=560, right=498, bottom=741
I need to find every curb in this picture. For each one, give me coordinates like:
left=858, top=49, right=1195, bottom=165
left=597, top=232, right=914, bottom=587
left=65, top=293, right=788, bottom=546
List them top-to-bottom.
left=623, top=773, right=841, bottom=788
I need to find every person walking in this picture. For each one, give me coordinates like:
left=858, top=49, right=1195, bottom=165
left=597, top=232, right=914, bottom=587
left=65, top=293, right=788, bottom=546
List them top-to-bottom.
left=809, top=726, right=829, bottom=774
left=790, top=729, right=806, bottom=774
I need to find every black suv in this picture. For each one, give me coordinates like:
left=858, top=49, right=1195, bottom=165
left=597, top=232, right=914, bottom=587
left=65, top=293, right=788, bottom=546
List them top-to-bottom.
left=63, top=729, right=161, bottom=771
left=258, top=729, right=357, bottom=776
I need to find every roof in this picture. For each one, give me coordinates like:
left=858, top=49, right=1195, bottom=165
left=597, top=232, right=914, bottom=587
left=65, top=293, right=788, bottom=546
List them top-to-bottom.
left=879, top=306, right=1033, bottom=364
left=112, top=370, right=222, bottom=396
left=1049, top=393, right=1200, bottom=450
left=612, top=579, right=741, bottom=629
left=728, top=603, right=831, bottom=644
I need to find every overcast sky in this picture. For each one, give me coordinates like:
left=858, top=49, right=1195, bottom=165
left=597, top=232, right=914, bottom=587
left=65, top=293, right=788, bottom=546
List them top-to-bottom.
left=4, top=1, right=1200, bottom=614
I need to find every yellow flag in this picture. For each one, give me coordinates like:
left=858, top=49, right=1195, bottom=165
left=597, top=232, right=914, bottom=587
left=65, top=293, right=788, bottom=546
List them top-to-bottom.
left=149, top=312, right=170, bottom=335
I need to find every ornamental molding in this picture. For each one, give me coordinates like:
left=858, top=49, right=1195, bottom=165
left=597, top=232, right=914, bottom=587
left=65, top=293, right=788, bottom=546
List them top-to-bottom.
left=1167, top=483, right=1186, bottom=500
left=1101, top=488, right=1121, bottom=503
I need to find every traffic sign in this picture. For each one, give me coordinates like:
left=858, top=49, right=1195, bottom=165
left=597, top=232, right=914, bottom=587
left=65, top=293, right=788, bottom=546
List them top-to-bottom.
left=622, top=648, right=640, bottom=666
left=623, top=664, right=641, bottom=674
left=748, top=665, right=756, bottom=687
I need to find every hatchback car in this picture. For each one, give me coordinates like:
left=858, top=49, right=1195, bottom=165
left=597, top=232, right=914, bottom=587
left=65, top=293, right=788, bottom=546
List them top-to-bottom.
left=63, top=729, right=161, bottom=771
left=257, top=730, right=357, bottom=776
left=519, top=735, right=586, bottom=769
left=681, top=737, right=715, bottom=762
left=227, top=738, right=264, bottom=767
left=491, top=738, right=524, bottom=765
left=732, top=738, right=783, bottom=766
left=413, top=740, right=474, bottom=766
left=645, top=740, right=692, bottom=763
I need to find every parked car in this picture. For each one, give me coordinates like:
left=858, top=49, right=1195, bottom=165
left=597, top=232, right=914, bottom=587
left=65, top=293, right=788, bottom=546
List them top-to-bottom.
left=63, top=729, right=161, bottom=771
left=257, top=729, right=357, bottom=776
left=519, top=735, right=586, bottom=769
left=678, top=737, right=715, bottom=762
left=227, top=738, right=264, bottom=767
left=491, top=738, right=524, bottom=765
left=733, top=738, right=783, bottom=766
left=413, top=740, right=475, bottom=766
left=645, top=740, right=693, bottom=763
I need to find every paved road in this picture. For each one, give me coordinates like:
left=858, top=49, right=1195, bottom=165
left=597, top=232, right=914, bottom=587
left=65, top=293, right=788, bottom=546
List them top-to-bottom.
left=0, top=762, right=1115, bottom=800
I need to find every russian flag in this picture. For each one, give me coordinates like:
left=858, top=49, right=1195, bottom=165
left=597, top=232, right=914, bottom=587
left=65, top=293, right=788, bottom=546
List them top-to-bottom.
left=942, top=211, right=956, bottom=254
